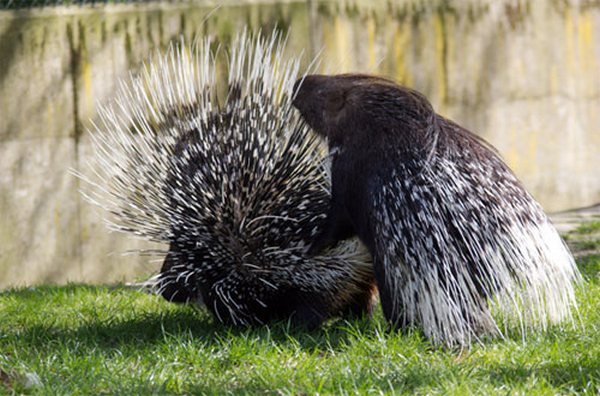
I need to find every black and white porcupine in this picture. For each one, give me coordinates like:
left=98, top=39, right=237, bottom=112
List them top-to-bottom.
left=80, top=33, right=377, bottom=327
left=292, top=74, right=581, bottom=346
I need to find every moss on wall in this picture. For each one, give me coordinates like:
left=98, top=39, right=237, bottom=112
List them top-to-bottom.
left=1, top=0, right=599, bottom=286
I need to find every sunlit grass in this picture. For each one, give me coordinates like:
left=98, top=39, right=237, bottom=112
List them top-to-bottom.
left=572, top=221, right=600, bottom=235
left=1, top=253, right=599, bottom=394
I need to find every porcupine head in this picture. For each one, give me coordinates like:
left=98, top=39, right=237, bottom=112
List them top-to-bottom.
left=292, top=74, right=580, bottom=347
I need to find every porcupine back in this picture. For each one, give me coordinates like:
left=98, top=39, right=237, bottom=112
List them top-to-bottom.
left=80, top=32, right=375, bottom=327
left=373, top=105, right=580, bottom=346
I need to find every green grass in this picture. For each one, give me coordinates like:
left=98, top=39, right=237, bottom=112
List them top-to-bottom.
left=572, top=221, right=600, bottom=236
left=1, top=254, right=599, bottom=394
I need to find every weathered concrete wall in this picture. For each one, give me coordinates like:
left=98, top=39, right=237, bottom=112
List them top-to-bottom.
left=0, top=0, right=599, bottom=287
left=314, top=0, right=600, bottom=211
left=0, top=1, right=312, bottom=287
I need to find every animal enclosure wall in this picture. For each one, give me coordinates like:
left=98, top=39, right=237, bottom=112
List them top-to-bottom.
left=0, top=0, right=599, bottom=287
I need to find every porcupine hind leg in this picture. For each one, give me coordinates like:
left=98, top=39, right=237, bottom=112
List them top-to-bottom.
left=307, top=199, right=378, bottom=320
left=156, top=242, right=198, bottom=304
left=372, top=254, right=406, bottom=329
left=341, top=282, right=378, bottom=318
left=288, top=288, right=377, bottom=328
left=287, top=291, right=332, bottom=329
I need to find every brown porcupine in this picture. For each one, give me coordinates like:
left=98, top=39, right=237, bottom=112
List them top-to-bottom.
left=78, top=33, right=377, bottom=328
left=292, top=74, right=581, bottom=346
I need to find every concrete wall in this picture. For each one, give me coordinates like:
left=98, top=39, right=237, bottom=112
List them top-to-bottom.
left=1, top=0, right=599, bottom=287
left=316, top=0, right=600, bottom=214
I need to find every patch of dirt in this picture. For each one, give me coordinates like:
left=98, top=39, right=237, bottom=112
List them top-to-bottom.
left=551, top=204, right=600, bottom=257
left=551, top=204, right=600, bottom=234
left=0, top=369, right=13, bottom=390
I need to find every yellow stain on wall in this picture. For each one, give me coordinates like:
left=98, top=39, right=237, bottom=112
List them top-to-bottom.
left=564, top=8, right=576, bottom=74
left=577, top=12, right=594, bottom=95
left=433, top=13, right=446, bottom=104
left=444, top=13, right=455, bottom=72
left=578, top=13, right=593, bottom=58
left=320, top=17, right=348, bottom=72
left=334, top=17, right=351, bottom=71
left=367, top=18, right=377, bottom=71
left=320, top=19, right=332, bottom=72
left=393, top=23, right=413, bottom=86
left=82, top=59, right=93, bottom=115
left=514, top=59, right=525, bottom=79
left=46, top=102, right=53, bottom=127
left=505, top=127, right=520, bottom=171
left=527, top=130, right=538, bottom=173
left=80, top=221, right=89, bottom=243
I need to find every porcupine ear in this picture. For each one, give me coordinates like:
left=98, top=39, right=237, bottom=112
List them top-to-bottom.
left=322, top=87, right=348, bottom=135
left=324, top=89, right=345, bottom=114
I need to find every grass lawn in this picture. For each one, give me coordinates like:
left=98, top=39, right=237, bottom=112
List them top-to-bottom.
left=1, top=224, right=599, bottom=395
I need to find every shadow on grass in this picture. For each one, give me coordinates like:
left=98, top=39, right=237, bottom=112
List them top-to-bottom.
left=578, top=254, right=600, bottom=282
left=3, top=281, right=599, bottom=393
left=3, top=283, right=382, bottom=353
left=484, top=357, right=600, bottom=392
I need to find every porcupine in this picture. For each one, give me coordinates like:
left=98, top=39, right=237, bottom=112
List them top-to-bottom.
left=79, top=32, right=377, bottom=328
left=292, top=74, right=581, bottom=346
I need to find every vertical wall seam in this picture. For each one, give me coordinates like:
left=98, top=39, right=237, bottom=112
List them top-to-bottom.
left=67, top=18, right=83, bottom=278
